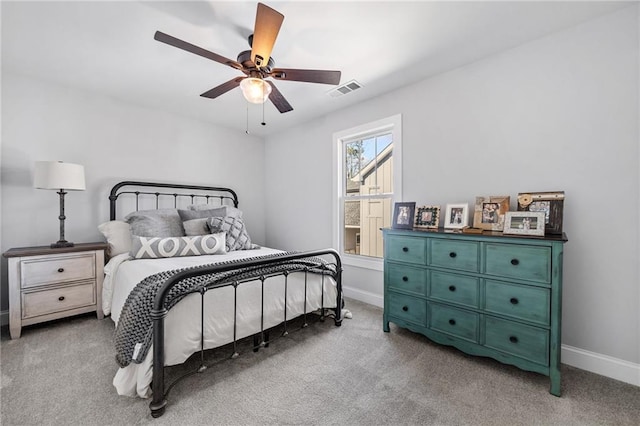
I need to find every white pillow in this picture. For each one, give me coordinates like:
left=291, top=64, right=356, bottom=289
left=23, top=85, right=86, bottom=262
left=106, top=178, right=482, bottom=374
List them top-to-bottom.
left=98, top=220, right=132, bottom=257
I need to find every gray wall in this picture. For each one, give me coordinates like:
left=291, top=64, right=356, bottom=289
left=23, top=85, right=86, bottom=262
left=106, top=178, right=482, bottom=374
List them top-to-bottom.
left=264, top=7, right=640, bottom=367
left=0, top=72, right=266, bottom=314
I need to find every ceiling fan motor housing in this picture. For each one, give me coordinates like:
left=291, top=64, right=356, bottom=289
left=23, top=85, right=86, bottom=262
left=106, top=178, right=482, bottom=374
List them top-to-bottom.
left=237, top=50, right=274, bottom=73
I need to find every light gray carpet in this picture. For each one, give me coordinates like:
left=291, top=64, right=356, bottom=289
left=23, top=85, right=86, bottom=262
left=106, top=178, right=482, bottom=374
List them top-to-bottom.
left=1, top=298, right=638, bottom=425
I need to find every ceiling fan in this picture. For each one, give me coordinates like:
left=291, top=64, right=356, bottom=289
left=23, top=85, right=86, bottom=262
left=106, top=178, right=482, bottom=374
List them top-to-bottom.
left=154, top=2, right=342, bottom=113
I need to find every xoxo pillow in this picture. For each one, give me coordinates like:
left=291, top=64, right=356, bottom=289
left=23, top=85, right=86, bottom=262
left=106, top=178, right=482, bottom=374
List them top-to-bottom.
left=130, top=233, right=226, bottom=259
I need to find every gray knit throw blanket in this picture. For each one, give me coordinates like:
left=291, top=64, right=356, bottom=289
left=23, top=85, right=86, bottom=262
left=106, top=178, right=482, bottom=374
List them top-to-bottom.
left=114, top=252, right=337, bottom=368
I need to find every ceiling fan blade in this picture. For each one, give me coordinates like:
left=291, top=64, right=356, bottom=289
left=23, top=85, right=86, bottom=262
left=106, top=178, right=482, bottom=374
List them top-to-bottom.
left=250, top=3, right=284, bottom=69
left=154, top=31, right=243, bottom=71
left=270, top=68, right=341, bottom=85
left=200, top=77, right=245, bottom=99
left=266, top=81, right=293, bottom=113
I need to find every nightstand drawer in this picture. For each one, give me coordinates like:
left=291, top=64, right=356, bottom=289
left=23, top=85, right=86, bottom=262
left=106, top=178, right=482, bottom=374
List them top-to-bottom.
left=386, top=236, right=427, bottom=265
left=429, top=240, right=479, bottom=272
left=484, top=243, right=551, bottom=284
left=21, top=253, right=96, bottom=289
left=387, top=263, right=428, bottom=296
left=429, top=271, right=479, bottom=308
left=485, top=280, right=550, bottom=326
left=22, top=281, right=96, bottom=319
left=387, top=292, right=427, bottom=326
left=428, top=302, right=479, bottom=343
left=485, top=316, right=549, bottom=366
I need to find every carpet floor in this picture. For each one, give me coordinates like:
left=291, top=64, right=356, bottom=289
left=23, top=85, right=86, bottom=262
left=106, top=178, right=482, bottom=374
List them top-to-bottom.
left=1, top=298, right=638, bottom=425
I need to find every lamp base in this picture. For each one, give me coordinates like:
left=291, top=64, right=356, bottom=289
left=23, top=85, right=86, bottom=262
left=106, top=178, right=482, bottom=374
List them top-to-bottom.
left=51, top=241, right=74, bottom=249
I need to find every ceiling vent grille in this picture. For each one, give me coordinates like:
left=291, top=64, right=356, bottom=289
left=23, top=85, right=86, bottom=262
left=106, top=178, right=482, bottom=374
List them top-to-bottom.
left=328, top=79, right=362, bottom=97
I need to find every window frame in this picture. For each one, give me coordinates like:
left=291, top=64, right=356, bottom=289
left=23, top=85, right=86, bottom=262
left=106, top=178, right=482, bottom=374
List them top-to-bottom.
left=332, top=114, right=402, bottom=271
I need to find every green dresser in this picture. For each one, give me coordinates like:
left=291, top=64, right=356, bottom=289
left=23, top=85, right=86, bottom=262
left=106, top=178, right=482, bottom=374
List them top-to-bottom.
left=383, top=228, right=567, bottom=396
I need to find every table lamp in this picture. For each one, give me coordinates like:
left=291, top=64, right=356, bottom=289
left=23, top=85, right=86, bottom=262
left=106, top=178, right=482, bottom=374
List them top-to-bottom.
left=34, top=161, right=86, bottom=248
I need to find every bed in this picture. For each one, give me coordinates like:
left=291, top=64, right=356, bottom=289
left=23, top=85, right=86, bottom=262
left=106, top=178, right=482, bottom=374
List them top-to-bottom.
left=101, top=181, right=343, bottom=417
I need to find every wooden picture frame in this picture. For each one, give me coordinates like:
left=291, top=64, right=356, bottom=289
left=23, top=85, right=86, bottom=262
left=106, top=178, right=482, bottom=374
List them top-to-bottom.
left=517, top=191, right=564, bottom=235
left=473, top=196, right=510, bottom=231
left=392, top=202, right=416, bottom=229
left=444, top=203, right=469, bottom=229
left=414, top=205, right=440, bottom=229
left=503, top=211, right=545, bottom=236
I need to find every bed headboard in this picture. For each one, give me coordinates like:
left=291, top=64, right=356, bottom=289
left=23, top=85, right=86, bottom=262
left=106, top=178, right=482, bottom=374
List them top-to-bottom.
left=109, top=181, right=239, bottom=220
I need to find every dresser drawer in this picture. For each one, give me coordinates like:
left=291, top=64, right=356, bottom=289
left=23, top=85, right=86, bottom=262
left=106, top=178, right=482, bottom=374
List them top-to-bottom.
left=386, top=236, right=427, bottom=265
left=429, top=239, right=479, bottom=272
left=484, top=243, right=551, bottom=284
left=21, top=254, right=96, bottom=289
left=386, top=263, right=428, bottom=296
left=429, top=271, right=479, bottom=308
left=485, top=280, right=550, bottom=326
left=22, top=281, right=96, bottom=319
left=387, top=292, right=427, bottom=326
left=428, top=302, right=479, bottom=343
left=485, top=316, right=549, bottom=365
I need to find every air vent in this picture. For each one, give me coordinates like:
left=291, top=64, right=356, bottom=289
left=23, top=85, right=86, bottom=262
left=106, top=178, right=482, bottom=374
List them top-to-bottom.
left=328, top=79, right=363, bottom=97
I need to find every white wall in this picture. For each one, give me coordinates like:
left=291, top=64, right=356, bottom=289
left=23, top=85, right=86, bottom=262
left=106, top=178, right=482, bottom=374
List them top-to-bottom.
left=265, top=5, right=640, bottom=377
left=1, top=72, right=266, bottom=313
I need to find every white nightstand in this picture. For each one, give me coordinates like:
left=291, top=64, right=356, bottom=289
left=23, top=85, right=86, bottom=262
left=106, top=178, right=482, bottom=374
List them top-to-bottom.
left=3, top=242, right=107, bottom=339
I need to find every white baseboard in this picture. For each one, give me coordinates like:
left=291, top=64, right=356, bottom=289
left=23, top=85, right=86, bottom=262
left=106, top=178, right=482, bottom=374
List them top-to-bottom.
left=343, top=285, right=383, bottom=308
left=0, top=310, right=8, bottom=327
left=562, top=344, right=640, bottom=387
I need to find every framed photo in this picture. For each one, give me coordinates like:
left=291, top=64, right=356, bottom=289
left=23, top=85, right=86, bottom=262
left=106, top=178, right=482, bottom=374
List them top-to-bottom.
left=517, top=191, right=564, bottom=235
left=473, top=196, right=510, bottom=231
left=392, top=202, right=416, bottom=229
left=444, top=203, right=469, bottom=229
left=414, top=205, right=441, bottom=229
left=503, top=211, right=545, bottom=236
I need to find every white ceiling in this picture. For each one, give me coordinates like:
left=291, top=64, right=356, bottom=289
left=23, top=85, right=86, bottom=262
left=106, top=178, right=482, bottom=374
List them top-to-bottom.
left=2, top=1, right=633, bottom=136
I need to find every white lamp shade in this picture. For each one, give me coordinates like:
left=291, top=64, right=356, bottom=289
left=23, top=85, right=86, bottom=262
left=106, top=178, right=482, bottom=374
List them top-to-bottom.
left=240, top=78, right=272, bottom=104
left=34, top=161, right=86, bottom=191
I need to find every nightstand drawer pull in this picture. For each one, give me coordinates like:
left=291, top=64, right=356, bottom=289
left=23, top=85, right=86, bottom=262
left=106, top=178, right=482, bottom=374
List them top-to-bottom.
left=402, top=247, right=409, bottom=252
left=449, top=252, right=457, bottom=258
left=510, top=259, right=519, bottom=266
left=57, top=268, right=65, bottom=273
left=402, top=276, right=408, bottom=282
left=448, top=285, right=456, bottom=292
left=58, top=296, right=65, bottom=301
left=510, top=297, right=519, bottom=305
left=402, top=306, right=409, bottom=312
left=449, top=319, right=456, bottom=325
left=509, top=335, right=518, bottom=344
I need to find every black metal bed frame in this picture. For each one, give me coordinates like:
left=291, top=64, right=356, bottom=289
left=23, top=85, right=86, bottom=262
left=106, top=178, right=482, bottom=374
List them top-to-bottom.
left=109, top=181, right=343, bottom=418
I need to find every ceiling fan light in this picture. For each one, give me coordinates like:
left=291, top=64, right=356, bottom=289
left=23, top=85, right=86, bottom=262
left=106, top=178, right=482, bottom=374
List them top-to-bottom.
left=240, top=78, right=272, bottom=104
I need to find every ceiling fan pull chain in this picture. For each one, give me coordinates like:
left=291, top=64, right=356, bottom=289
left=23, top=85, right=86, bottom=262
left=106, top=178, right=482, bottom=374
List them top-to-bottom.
left=261, top=85, right=266, bottom=126
left=245, top=101, right=250, bottom=134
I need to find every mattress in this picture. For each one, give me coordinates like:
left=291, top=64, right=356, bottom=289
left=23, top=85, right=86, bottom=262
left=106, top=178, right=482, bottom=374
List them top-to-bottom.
left=103, top=247, right=338, bottom=398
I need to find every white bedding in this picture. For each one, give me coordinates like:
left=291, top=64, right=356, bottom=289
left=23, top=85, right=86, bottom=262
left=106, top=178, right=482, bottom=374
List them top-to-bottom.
left=103, top=248, right=338, bottom=398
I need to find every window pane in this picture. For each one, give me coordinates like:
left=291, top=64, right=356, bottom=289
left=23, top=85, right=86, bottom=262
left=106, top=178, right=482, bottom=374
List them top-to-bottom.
left=343, top=197, right=392, bottom=258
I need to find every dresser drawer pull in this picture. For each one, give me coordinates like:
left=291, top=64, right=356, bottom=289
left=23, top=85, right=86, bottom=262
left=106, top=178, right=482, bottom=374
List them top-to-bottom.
left=402, top=247, right=409, bottom=252
left=449, top=252, right=457, bottom=258
left=510, top=259, right=519, bottom=266
left=57, top=268, right=65, bottom=273
left=402, top=276, right=408, bottom=282
left=448, top=285, right=456, bottom=292
left=58, top=296, right=65, bottom=302
left=510, top=297, right=519, bottom=305
left=402, top=306, right=409, bottom=312
left=448, top=319, right=456, bottom=325
left=509, top=335, right=518, bottom=344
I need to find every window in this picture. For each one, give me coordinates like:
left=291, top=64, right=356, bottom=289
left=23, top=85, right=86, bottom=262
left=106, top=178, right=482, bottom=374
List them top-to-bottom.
left=333, top=114, right=402, bottom=270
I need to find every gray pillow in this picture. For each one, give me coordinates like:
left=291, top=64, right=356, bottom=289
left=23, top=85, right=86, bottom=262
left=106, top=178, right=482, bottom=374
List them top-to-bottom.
left=188, top=204, right=243, bottom=218
left=178, top=207, right=227, bottom=222
left=125, top=209, right=185, bottom=237
left=207, top=216, right=254, bottom=251
left=182, top=218, right=209, bottom=236
left=130, top=233, right=226, bottom=259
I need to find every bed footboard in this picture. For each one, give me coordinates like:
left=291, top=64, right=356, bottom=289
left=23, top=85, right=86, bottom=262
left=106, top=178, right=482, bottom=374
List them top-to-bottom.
left=149, top=249, right=342, bottom=418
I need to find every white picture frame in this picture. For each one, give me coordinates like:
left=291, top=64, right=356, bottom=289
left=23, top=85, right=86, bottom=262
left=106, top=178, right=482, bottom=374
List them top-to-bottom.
left=444, top=203, right=469, bottom=229
left=503, top=211, right=545, bottom=236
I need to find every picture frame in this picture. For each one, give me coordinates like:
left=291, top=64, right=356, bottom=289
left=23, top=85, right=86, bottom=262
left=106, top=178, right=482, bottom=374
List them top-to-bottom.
left=517, top=191, right=564, bottom=235
left=472, top=196, right=510, bottom=231
left=392, top=202, right=416, bottom=229
left=444, top=203, right=469, bottom=229
left=414, top=205, right=441, bottom=229
left=503, top=211, right=546, bottom=236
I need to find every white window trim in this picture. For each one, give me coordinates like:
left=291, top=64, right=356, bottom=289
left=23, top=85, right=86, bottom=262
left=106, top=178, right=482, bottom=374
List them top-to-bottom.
left=332, top=114, right=402, bottom=271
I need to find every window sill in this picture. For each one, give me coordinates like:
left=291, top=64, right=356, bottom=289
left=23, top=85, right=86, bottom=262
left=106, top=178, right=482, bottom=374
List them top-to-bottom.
left=341, top=253, right=384, bottom=271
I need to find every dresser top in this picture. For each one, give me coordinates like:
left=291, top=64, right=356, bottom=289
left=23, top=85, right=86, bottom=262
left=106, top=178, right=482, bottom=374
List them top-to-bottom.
left=383, top=227, right=568, bottom=243
left=3, top=242, right=108, bottom=258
